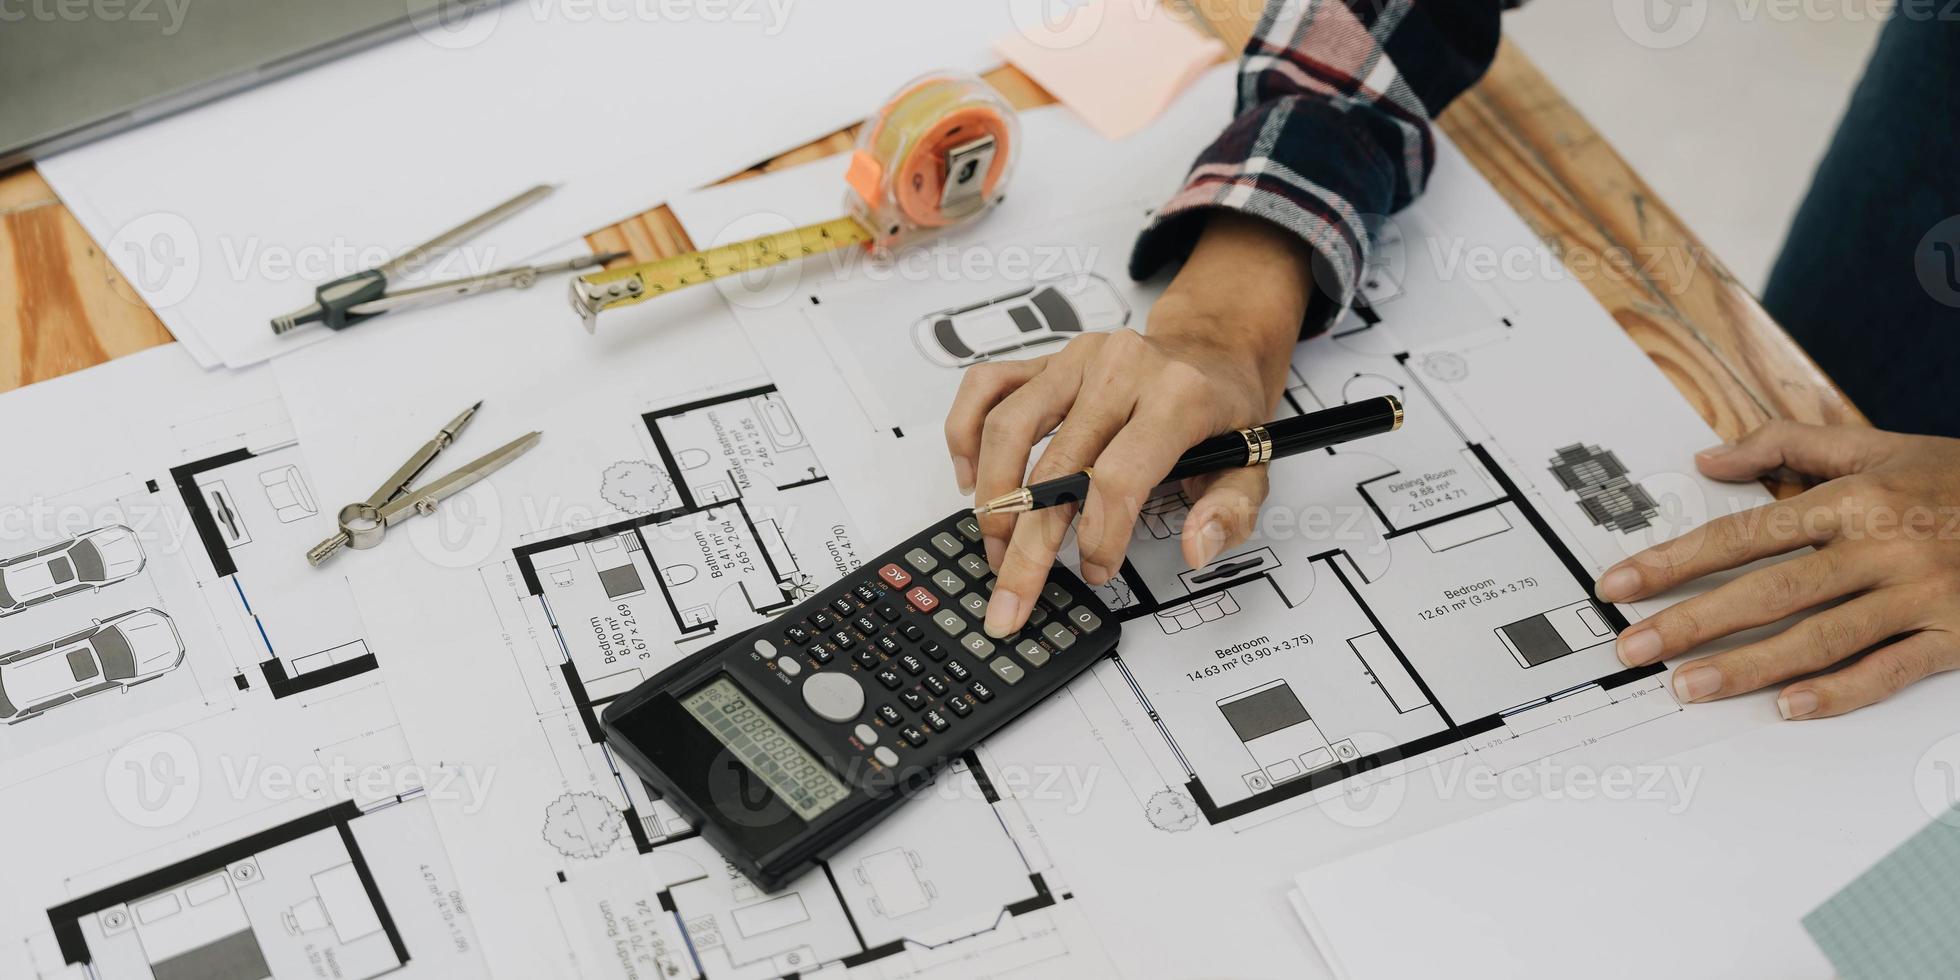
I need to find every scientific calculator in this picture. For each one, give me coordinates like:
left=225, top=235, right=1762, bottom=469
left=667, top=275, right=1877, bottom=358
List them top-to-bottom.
left=601, top=509, right=1120, bottom=892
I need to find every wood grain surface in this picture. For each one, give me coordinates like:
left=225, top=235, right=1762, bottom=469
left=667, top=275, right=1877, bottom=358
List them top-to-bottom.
left=0, top=9, right=1860, bottom=466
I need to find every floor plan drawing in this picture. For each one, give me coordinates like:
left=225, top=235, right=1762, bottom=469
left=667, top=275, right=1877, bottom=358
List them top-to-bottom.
left=665, top=95, right=1782, bottom=976
left=1081, top=335, right=1662, bottom=821
left=0, top=348, right=488, bottom=980
left=466, top=384, right=1117, bottom=978
left=169, top=438, right=379, bottom=698
left=48, top=798, right=420, bottom=980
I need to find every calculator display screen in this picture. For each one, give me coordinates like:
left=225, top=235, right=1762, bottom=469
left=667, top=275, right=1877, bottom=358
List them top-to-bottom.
left=681, top=677, right=849, bottom=821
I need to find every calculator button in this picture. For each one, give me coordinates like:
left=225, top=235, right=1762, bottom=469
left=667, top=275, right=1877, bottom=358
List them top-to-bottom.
left=956, top=516, right=983, bottom=540
left=931, top=532, right=964, bottom=556
left=905, top=548, right=938, bottom=573
left=958, top=554, right=989, bottom=579
left=878, top=563, right=913, bottom=588
left=931, top=569, right=964, bottom=593
left=1041, top=582, right=1072, bottom=608
left=854, top=584, right=882, bottom=604
left=905, top=587, right=940, bottom=613
left=957, top=593, right=988, bottom=618
left=831, top=597, right=857, bottom=617
left=876, top=602, right=903, bottom=622
left=1067, top=606, right=1103, bottom=632
left=811, top=610, right=835, bottom=630
left=932, top=610, right=965, bottom=636
left=855, top=615, right=879, bottom=634
left=901, top=623, right=925, bottom=642
left=1041, top=623, right=1076, bottom=650
left=783, top=624, right=812, bottom=645
left=830, top=630, right=856, bottom=650
left=960, top=633, right=996, bottom=658
left=875, top=634, right=902, bottom=656
left=754, top=639, right=777, bottom=658
left=1015, top=639, right=1051, bottom=667
left=919, top=640, right=945, bottom=661
left=809, top=644, right=834, bottom=664
left=852, top=648, right=877, bottom=669
left=899, top=654, right=926, bottom=675
left=989, top=658, right=1026, bottom=685
left=945, top=659, right=972, bottom=682
left=875, top=668, right=904, bottom=690
left=801, top=671, right=865, bottom=723
left=923, top=675, right=949, bottom=696
left=969, top=680, right=997, bottom=702
left=900, top=689, right=928, bottom=711
left=947, top=695, right=973, bottom=716
left=878, top=704, right=903, bottom=726
left=924, top=709, right=951, bottom=732
left=854, top=723, right=878, bottom=745
left=901, top=726, right=930, bottom=747
left=875, top=746, right=900, bottom=766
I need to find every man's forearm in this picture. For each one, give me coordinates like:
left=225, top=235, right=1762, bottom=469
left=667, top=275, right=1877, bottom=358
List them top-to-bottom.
left=1148, top=211, right=1316, bottom=408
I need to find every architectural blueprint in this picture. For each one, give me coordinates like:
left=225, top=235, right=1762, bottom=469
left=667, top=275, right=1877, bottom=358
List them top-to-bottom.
left=0, top=64, right=1792, bottom=980
left=665, top=69, right=1791, bottom=978
left=267, top=256, right=1122, bottom=977
left=0, top=346, right=485, bottom=979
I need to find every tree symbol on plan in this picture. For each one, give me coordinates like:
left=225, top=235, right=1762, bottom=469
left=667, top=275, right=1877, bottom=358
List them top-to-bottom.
left=600, top=460, right=677, bottom=515
left=1145, top=789, right=1200, bottom=832
left=542, top=791, right=624, bottom=859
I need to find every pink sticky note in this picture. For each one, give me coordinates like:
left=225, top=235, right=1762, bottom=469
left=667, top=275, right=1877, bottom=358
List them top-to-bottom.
left=995, top=0, right=1227, bottom=141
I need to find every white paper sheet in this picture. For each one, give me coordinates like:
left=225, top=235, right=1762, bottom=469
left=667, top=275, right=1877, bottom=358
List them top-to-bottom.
left=37, top=2, right=1022, bottom=367
left=259, top=64, right=1817, bottom=980
left=663, top=67, right=1805, bottom=979
left=269, top=257, right=1126, bottom=977
left=0, top=345, right=487, bottom=979
left=1290, top=670, right=1960, bottom=980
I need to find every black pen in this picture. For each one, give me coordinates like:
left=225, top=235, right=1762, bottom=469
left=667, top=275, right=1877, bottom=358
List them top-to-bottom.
left=973, top=395, right=1405, bottom=516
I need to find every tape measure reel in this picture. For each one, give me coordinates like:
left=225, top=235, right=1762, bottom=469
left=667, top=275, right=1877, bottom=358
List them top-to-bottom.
left=571, top=71, right=1019, bottom=331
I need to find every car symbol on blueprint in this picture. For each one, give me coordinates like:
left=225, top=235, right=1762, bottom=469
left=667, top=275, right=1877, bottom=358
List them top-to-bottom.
left=913, top=272, right=1130, bottom=368
left=0, top=524, right=146, bottom=617
left=0, top=609, right=185, bottom=724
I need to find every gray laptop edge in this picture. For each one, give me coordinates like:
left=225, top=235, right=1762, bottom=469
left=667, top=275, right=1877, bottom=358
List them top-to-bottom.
left=0, top=0, right=500, bottom=170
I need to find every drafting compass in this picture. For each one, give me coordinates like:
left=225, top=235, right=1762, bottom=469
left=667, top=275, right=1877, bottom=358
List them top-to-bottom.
left=306, top=402, right=540, bottom=566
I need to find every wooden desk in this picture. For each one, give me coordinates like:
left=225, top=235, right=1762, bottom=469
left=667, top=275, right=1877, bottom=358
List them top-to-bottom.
left=0, top=13, right=1861, bottom=459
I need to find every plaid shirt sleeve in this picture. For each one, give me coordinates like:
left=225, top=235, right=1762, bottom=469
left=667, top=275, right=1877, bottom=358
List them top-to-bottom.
left=1131, top=0, right=1519, bottom=335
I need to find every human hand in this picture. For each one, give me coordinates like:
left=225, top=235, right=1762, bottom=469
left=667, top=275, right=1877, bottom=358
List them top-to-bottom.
left=942, top=212, right=1315, bottom=637
left=1596, top=421, right=1960, bottom=719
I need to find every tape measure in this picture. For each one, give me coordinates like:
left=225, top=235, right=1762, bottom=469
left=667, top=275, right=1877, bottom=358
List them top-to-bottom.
left=571, top=71, right=1019, bottom=331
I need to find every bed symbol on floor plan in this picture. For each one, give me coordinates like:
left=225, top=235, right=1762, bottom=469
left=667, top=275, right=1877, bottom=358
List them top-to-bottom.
left=1496, top=599, right=1615, bottom=669
left=1217, top=680, right=1340, bottom=792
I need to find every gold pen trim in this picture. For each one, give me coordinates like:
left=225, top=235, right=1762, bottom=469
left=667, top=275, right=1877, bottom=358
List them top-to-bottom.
left=1237, top=425, right=1273, bottom=466
left=973, top=486, right=1033, bottom=516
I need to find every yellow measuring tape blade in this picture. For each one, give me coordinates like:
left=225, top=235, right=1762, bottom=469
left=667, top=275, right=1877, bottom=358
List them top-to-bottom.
left=572, top=216, right=873, bottom=326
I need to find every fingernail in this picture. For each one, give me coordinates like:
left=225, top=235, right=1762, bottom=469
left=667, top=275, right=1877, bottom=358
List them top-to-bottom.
left=1695, top=442, right=1735, bottom=461
left=953, top=456, right=975, bottom=495
left=1192, top=519, right=1226, bottom=568
left=984, top=536, right=1005, bottom=570
left=1082, top=561, right=1112, bottom=585
left=1595, top=565, right=1641, bottom=602
left=984, top=589, right=1023, bottom=638
left=1617, top=627, right=1662, bottom=666
left=1672, top=664, right=1721, bottom=702
left=1778, top=689, right=1820, bottom=720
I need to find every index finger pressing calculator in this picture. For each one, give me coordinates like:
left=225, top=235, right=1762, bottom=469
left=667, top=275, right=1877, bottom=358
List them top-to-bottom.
left=601, top=508, right=1120, bottom=892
